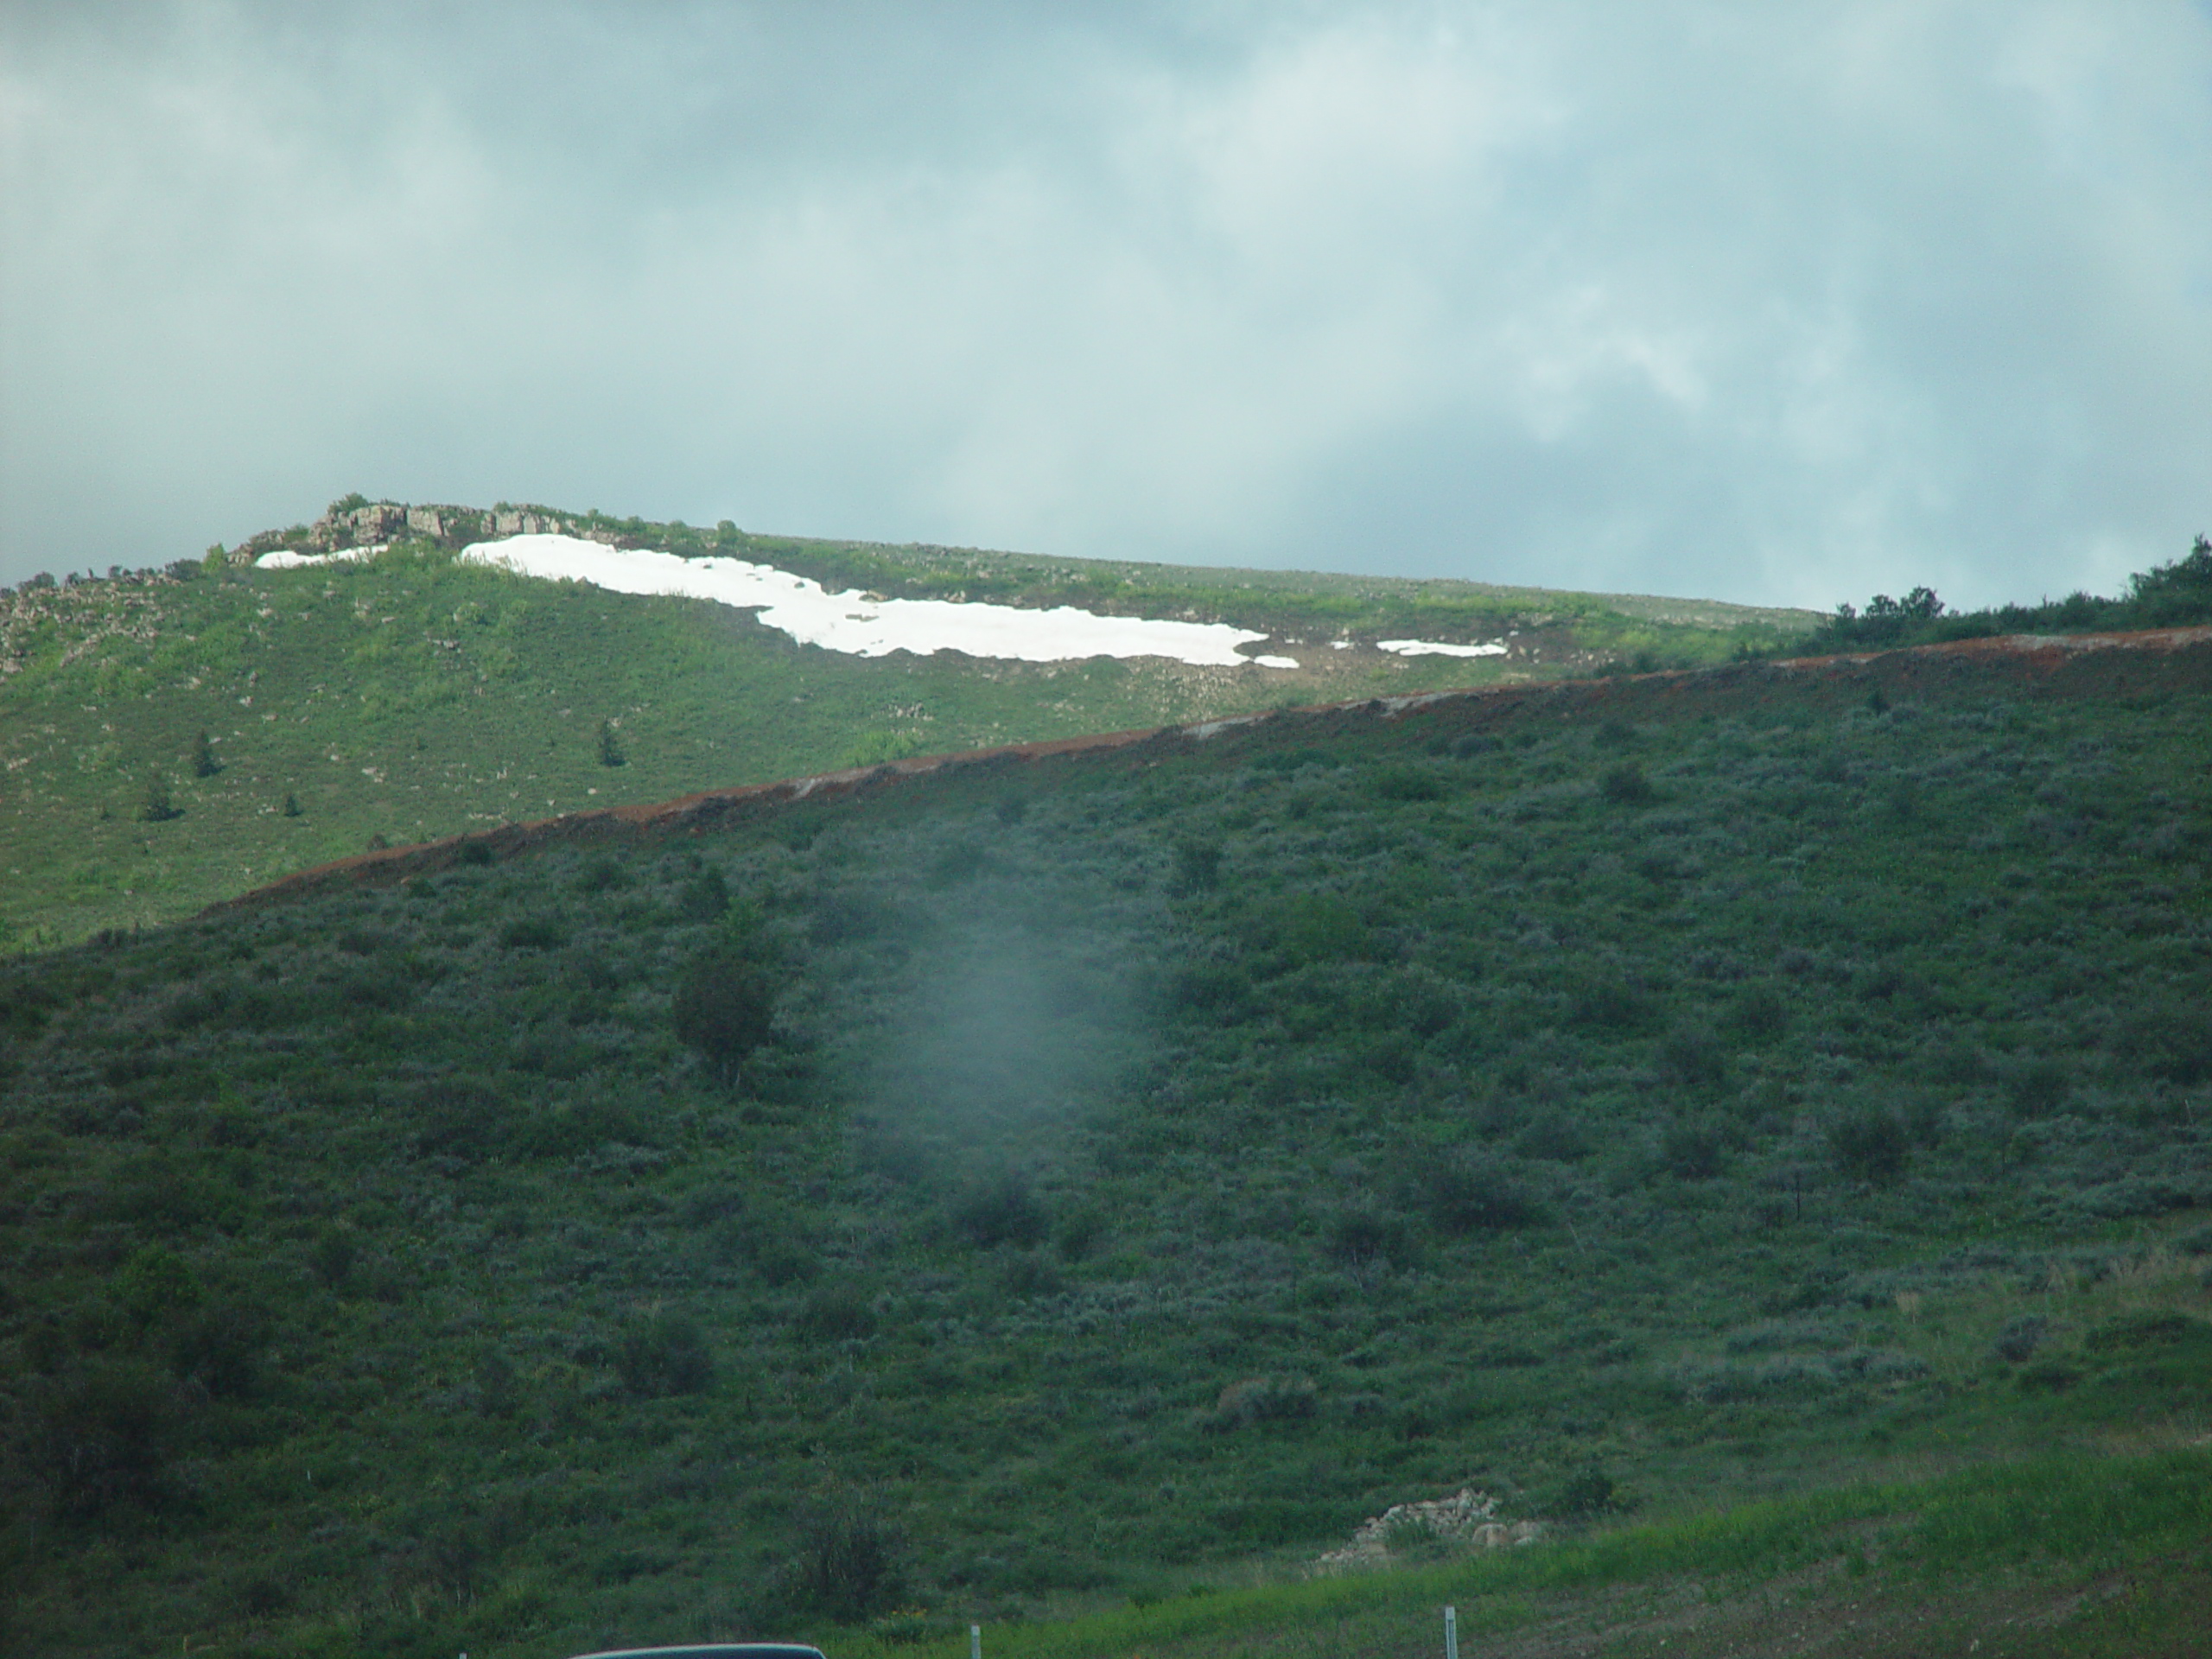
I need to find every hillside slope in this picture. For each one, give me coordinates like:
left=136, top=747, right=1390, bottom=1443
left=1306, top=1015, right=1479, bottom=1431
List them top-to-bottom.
left=0, top=500, right=1813, bottom=948
left=3, top=627, right=2209, bottom=1656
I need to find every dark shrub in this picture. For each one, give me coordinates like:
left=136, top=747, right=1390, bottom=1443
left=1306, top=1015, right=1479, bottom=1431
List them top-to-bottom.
left=596, top=719, right=626, bottom=767
left=192, top=730, right=222, bottom=778
left=1599, top=764, right=1654, bottom=804
left=1371, top=766, right=1445, bottom=803
left=139, top=781, right=183, bottom=823
left=456, top=839, right=494, bottom=867
left=926, top=840, right=990, bottom=886
left=1170, top=840, right=1224, bottom=893
left=575, top=855, right=628, bottom=894
left=679, top=867, right=730, bottom=922
left=810, top=889, right=910, bottom=945
left=1274, top=893, right=1370, bottom=963
left=499, top=915, right=567, bottom=950
left=672, top=946, right=779, bottom=1088
left=1166, top=958, right=1253, bottom=1021
left=1569, top=976, right=1656, bottom=1033
left=2127, top=1005, right=2212, bottom=1085
left=1660, top=1027, right=1727, bottom=1091
left=2004, top=1058, right=2071, bottom=1117
left=411, top=1080, right=518, bottom=1164
left=1828, top=1105, right=1909, bottom=1185
left=1513, top=1113, right=1591, bottom=1163
left=1662, top=1121, right=1725, bottom=1181
left=1408, top=1149, right=1540, bottom=1232
left=952, top=1171, right=1048, bottom=1249
left=680, top=1184, right=747, bottom=1226
left=1053, top=1205, right=1105, bottom=1262
left=1327, top=1207, right=1414, bottom=1269
left=308, top=1226, right=357, bottom=1290
left=750, top=1234, right=819, bottom=1287
left=1001, top=1249, right=1065, bottom=1299
left=798, top=1281, right=877, bottom=1340
left=167, top=1301, right=264, bottom=1398
left=2082, top=1311, right=2200, bottom=1354
left=617, top=1313, right=714, bottom=1396
left=1992, top=1314, right=2047, bottom=1363
left=474, top=1351, right=519, bottom=1417
left=26, top=1360, right=185, bottom=1517
left=1205, top=1376, right=1318, bottom=1432
left=1551, top=1466, right=1618, bottom=1518
left=793, top=1489, right=907, bottom=1619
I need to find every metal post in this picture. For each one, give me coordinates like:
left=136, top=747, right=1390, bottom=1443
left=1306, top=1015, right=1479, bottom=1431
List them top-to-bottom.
left=1445, top=1605, right=1459, bottom=1659
left=970, top=1624, right=982, bottom=1659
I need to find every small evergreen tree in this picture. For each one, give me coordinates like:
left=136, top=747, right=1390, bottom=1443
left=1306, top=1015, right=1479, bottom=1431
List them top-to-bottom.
left=597, top=719, right=626, bottom=767
left=191, top=731, right=221, bottom=778
left=139, top=781, right=183, bottom=823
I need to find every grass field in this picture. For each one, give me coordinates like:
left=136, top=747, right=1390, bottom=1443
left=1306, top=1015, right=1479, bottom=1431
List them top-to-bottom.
left=1, top=507, right=1814, bottom=949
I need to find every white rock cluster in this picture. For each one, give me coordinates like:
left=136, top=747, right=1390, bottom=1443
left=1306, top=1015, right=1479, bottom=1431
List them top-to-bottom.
left=1312, top=1488, right=1544, bottom=1574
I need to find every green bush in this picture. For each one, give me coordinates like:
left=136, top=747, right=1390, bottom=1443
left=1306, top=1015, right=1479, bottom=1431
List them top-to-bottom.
left=1599, top=763, right=1655, bottom=804
left=1370, top=765, right=1445, bottom=802
left=671, top=945, right=778, bottom=1088
left=1828, top=1104, right=1910, bottom=1184
left=1662, top=1121, right=1725, bottom=1181
left=1407, top=1149, right=1541, bottom=1232
left=952, top=1170, right=1048, bottom=1249
left=1327, top=1206, right=1414, bottom=1268
left=798, top=1281, right=877, bottom=1340
left=616, top=1313, right=714, bottom=1397
left=1993, top=1314, right=2047, bottom=1363
left=23, top=1360, right=187, bottom=1518
left=1204, top=1376, right=1318, bottom=1432
left=791, top=1489, right=907, bottom=1619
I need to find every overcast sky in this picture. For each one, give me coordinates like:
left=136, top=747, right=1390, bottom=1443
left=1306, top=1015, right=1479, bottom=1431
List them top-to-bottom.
left=3, top=3, right=2209, bottom=609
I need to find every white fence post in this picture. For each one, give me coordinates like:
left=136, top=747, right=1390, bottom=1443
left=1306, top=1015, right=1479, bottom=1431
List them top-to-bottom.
left=1445, top=1604, right=1459, bottom=1659
left=970, top=1623, right=982, bottom=1659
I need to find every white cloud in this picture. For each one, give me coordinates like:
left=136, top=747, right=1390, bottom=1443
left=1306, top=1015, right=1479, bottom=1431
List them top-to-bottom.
left=3, top=3, right=2208, bottom=612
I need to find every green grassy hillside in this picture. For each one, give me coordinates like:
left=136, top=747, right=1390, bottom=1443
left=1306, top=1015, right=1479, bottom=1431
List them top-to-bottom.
left=0, top=503, right=1814, bottom=949
left=3, top=632, right=2208, bottom=1656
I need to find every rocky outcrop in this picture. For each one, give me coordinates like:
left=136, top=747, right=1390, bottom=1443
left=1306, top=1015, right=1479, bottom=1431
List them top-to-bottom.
left=272, top=500, right=627, bottom=555
left=308, top=502, right=409, bottom=550
left=1312, top=1489, right=1544, bottom=1573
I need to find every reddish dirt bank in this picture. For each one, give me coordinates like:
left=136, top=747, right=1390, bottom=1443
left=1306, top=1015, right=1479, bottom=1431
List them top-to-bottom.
left=206, top=625, right=2212, bottom=916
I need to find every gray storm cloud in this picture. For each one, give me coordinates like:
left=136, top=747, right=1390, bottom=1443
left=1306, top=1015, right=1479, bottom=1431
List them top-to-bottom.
left=2, top=2, right=2208, bottom=608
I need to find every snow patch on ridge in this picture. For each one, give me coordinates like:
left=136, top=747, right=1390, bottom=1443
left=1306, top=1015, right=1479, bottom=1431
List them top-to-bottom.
left=257, top=534, right=1301, bottom=669
left=258, top=543, right=385, bottom=569
left=1376, top=638, right=1510, bottom=658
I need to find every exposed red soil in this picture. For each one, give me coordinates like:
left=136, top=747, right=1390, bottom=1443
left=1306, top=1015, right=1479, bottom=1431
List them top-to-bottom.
left=206, top=625, right=2212, bottom=916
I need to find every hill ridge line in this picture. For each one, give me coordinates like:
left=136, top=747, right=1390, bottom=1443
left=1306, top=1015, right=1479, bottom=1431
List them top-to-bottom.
left=201, top=622, right=2212, bottom=917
